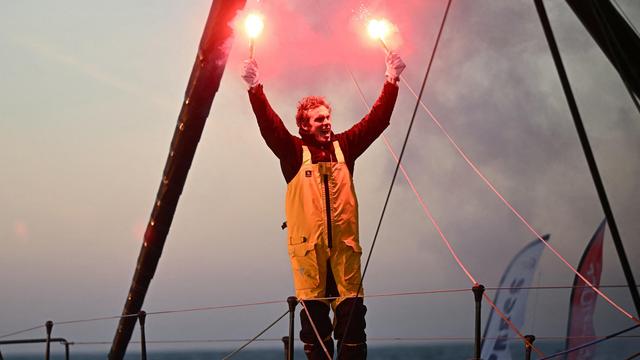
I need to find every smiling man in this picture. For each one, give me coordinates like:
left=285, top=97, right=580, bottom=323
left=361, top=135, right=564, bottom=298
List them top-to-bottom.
left=242, top=52, right=405, bottom=360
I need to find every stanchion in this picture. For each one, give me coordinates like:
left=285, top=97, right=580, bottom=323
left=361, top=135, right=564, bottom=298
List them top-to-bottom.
left=472, top=284, right=485, bottom=360
left=287, top=296, right=298, bottom=360
left=138, top=311, right=147, bottom=360
left=45, top=320, right=53, bottom=360
left=524, top=335, right=535, bottom=360
left=282, top=336, right=290, bottom=360
left=64, top=341, right=70, bottom=360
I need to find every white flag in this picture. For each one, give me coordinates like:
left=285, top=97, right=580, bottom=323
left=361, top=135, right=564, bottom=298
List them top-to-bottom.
left=480, top=235, right=548, bottom=360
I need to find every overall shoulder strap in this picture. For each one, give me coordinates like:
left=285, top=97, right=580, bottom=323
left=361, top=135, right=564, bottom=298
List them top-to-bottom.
left=333, top=141, right=345, bottom=163
left=302, top=145, right=312, bottom=164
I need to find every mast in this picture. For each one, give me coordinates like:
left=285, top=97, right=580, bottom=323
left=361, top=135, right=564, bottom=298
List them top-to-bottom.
left=535, top=0, right=640, bottom=317
left=566, top=0, right=640, bottom=101
left=108, top=1, right=246, bottom=358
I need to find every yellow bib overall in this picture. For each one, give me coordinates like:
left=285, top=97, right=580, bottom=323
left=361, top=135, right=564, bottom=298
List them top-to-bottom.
left=285, top=141, right=363, bottom=306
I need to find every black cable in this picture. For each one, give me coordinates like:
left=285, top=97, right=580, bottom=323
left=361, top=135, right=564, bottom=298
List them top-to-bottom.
left=337, top=0, right=454, bottom=357
left=534, top=0, right=640, bottom=320
left=220, top=310, right=289, bottom=360
left=539, top=323, right=640, bottom=359
left=626, top=351, right=640, bottom=360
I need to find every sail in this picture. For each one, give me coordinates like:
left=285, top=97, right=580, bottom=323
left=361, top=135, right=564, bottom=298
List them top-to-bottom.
left=564, top=219, right=606, bottom=360
left=481, top=235, right=549, bottom=360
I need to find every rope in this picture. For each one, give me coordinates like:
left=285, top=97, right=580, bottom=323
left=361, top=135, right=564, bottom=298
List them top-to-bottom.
left=339, top=0, right=455, bottom=357
left=534, top=0, right=639, bottom=323
left=346, top=2, right=546, bottom=357
left=395, top=26, right=640, bottom=326
left=352, top=77, right=542, bottom=355
left=379, top=132, right=477, bottom=283
left=2, top=284, right=634, bottom=339
left=485, top=284, right=638, bottom=291
left=482, top=293, right=545, bottom=357
left=145, top=299, right=283, bottom=316
left=299, top=301, right=332, bottom=359
left=220, top=310, right=289, bottom=360
left=54, top=313, right=137, bottom=326
left=539, top=324, right=640, bottom=359
left=0, top=325, right=44, bottom=340
left=60, top=334, right=640, bottom=346
left=626, top=352, right=640, bottom=360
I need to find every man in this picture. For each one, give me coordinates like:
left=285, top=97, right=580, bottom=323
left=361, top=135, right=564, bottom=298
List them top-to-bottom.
left=242, top=52, right=405, bottom=359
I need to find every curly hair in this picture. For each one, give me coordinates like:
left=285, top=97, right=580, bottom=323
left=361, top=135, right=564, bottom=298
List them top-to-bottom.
left=295, top=96, right=331, bottom=129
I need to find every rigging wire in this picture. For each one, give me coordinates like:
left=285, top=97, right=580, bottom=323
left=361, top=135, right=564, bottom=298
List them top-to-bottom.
left=338, top=0, right=456, bottom=357
left=534, top=0, right=640, bottom=322
left=345, top=21, right=547, bottom=360
left=392, top=36, right=640, bottom=326
left=349, top=68, right=545, bottom=357
left=349, top=71, right=476, bottom=283
left=530, top=270, right=542, bottom=335
left=1, top=284, right=634, bottom=340
left=482, top=292, right=544, bottom=357
left=145, top=299, right=283, bottom=316
left=220, top=309, right=289, bottom=360
left=54, top=314, right=137, bottom=326
left=538, top=323, right=640, bottom=360
left=0, top=325, right=44, bottom=340
left=64, top=333, right=640, bottom=346
left=626, top=352, right=640, bottom=360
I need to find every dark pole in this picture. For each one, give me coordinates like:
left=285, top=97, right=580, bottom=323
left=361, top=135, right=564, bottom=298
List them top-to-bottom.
left=534, top=0, right=640, bottom=317
left=565, top=0, right=640, bottom=100
left=108, top=1, right=247, bottom=358
left=472, top=284, right=485, bottom=360
left=287, top=297, right=298, bottom=360
left=138, top=311, right=147, bottom=360
left=45, top=321, right=53, bottom=360
left=524, top=335, right=535, bottom=360
left=64, top=341, right=69, bottom=360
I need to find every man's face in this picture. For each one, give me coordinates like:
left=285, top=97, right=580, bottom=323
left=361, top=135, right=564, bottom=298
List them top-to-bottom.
left=303, top=105, right=332, bottom=143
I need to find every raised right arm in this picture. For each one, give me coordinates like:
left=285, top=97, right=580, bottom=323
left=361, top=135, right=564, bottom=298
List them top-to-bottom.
left=248, top=84, right=298, bottom=161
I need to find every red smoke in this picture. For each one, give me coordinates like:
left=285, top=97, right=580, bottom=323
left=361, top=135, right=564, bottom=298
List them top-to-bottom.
left=233, top=0, right=441, bottom=88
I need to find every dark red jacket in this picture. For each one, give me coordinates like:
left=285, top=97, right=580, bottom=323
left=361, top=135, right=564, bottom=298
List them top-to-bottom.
left=248, top=81, right=399, bottom=183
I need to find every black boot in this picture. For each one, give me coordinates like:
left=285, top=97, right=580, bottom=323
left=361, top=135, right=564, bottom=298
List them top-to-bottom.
left=304, top=338, right=335, bottom=360
left=336, top=342, right=367, bottom=360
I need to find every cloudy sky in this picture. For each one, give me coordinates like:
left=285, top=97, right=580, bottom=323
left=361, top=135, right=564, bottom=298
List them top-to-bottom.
left=1, top=0, right=639, bottom=356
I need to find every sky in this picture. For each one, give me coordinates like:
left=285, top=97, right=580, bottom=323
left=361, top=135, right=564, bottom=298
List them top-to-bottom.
left=1, top=0, right=640, bottom=356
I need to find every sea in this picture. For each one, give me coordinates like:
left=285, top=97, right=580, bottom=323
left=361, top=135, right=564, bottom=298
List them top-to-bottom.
left=2, top=340, right=639, bottom=359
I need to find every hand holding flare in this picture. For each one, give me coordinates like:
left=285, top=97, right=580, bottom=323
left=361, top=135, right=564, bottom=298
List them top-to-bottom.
left=241, top=13, right=263, bottom=88
left=241, top=58, right=260, bottom=89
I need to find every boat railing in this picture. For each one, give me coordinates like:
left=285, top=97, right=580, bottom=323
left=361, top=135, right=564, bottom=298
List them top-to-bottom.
left=1, top=284, right=638, bottom=360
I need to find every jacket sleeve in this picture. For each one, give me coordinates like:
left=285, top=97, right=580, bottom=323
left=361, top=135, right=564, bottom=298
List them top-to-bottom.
left=342, top=81, right=399, bottom=160
left=248, top=84, right=298, bottom=161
